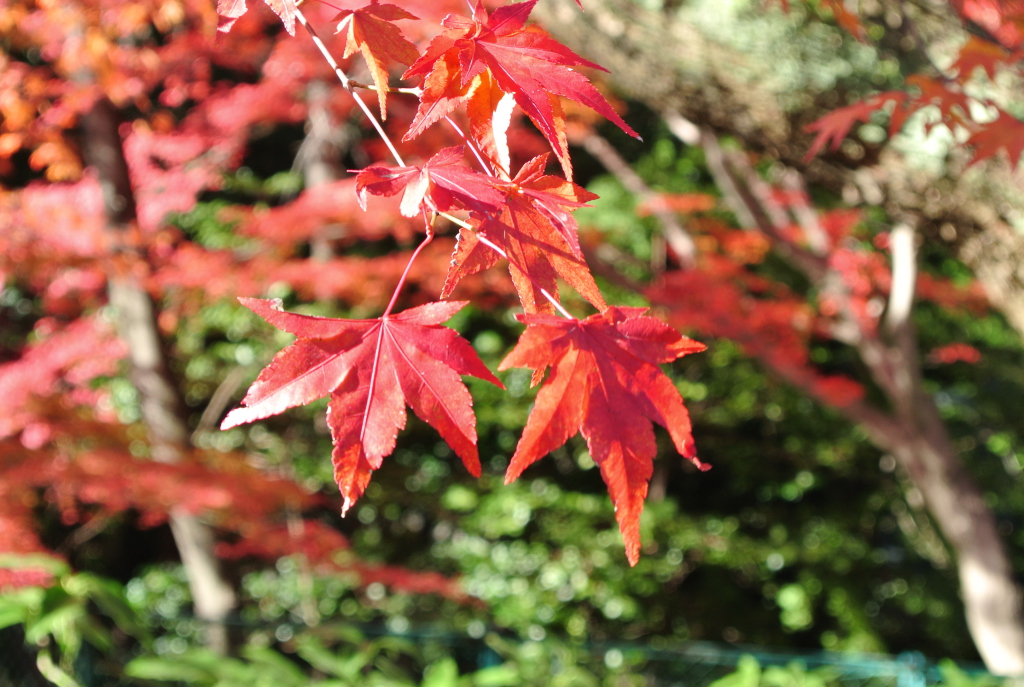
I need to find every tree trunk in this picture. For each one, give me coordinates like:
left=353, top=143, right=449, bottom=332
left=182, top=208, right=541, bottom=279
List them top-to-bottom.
left=296, top=79, right=344, bottom=263
left=82, top=97, right=239, bottom=655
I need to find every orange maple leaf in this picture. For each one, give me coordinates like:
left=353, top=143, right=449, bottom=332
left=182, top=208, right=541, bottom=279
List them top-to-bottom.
left=334, top=1, right=420, bottom=119
left=442, top=154, right=606, bottom=314
left=499, top=307, right=707, bottom=565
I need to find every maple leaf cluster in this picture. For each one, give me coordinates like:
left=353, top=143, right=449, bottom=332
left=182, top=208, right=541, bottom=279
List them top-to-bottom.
left=213, top=0, right=705, bottom=564
left=802, top=0, right=1024, bottom=167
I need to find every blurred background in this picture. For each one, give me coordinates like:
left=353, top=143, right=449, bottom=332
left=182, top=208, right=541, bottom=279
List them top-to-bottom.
left=3, top=0, right=1024, bottom=684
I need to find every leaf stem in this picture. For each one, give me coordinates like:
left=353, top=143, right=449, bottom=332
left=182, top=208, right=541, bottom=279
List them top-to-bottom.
left=296, top=7, right=407, bottom=167
left=349, top=79, right=423, bottom=96
left=444, top=115, right=496, bottom=176
left=382, top=226, right=435, bottom=317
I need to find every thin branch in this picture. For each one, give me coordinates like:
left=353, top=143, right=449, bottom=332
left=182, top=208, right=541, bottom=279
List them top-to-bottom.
left=296, top=8, right=406, bottom=167
left=662, top=110, right=701, bottom=146
left=444, top=115, right=497, bottom=176
left=698, top=125, right=829, bottom=281
left=694, top=127, right=758, bottom=231
left=578, top=131, right=696, bottom=267
left=781, top=169, right=829, bottom=255
left=434, top=211, right=577, bottom=319
left=882, top=220, right=921, bottom=413
left=886, top=222, right=917, bottom=334
left=382, top=228, right=434, bottom=317
left=193, top=365, right=252, bottom=441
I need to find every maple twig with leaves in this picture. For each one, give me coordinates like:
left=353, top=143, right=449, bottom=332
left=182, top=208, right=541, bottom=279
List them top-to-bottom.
left=215, top=0, right=706, bottom=565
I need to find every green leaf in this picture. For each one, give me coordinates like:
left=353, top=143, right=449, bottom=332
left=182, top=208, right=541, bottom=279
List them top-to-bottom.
left=0, top=554, right=69, bottom=576
left=72, top=573, right=150, bottom=642
left=0, top=599, right=31, bottom=630
left=295, top=636, right=368, bottom=680
left=243, top=645, right=311, bottom=685
left=125, top=655, right=219, bottom=683
left=709, top=656, right=762, bottom=687
left=422, top=658, right=459, bottom=687
left=465, top=664, right=520, bottom=687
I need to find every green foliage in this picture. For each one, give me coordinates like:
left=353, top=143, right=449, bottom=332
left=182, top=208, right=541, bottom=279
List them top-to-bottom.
left=0, top=556, right=149, bottom=686
left=125, top=629, right=552, bottom=687
left=708, top=656, right=834, bottom=687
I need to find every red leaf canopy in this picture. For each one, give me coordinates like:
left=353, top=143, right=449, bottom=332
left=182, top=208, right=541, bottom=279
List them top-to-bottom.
left=217, top=0, right=299, bottom=35
left=222, top=298, right=502, bottom=511
left=499, top=306, right=707, bottom=565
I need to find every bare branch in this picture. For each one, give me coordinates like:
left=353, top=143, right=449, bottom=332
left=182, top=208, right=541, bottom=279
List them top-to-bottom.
left=578, top=131, right=696, bottom=267
left=886, top=222, right=917, bottom=334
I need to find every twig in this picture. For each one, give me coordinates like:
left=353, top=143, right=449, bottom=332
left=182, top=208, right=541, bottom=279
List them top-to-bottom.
left=297, top=8, right=406, bottom=167
left=474, top=231, right=576, bottom=319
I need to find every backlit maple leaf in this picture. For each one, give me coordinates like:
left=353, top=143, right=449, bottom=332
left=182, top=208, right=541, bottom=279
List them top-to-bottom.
left=402, top=0, right=639, bottom=180
left=951, top=0, right=1024, bottom=49
left=334, top=2, right=420, bottom=119
left=465, top=71, right=517, bottom=175
left=905, top=74, right=973, bottom=132
left=353, top=145, right=508, bottom=217
left=441, top=154, right=605, bottom=314
left=221, top=298, right=502, bottom=511
left=499, top=307, right=707, bottom=565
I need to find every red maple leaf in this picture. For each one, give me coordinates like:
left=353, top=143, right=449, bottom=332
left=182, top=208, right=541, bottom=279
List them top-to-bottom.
left=217, top=0, right=298, bottom=35
left=401, top=0, right=640, bottom=180
left=951, top=0, right=1024, bottom=49
left=334, top=1, right=420, bottom=119
left=952, top=34, right=1012, bottom=80
left=804, top=91, right=906, bottom=160
left=966, top=110, right=1024, bottom=167
left=353, top=146, right=509, bottom=217
left=441, top=154, right=606, bottom=314
left=221, top=298, right=502, bottom=511
left=499, top=307, right=707, bottom=565
left=927, top=342, right=982, bottom=365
